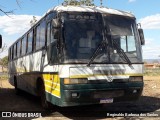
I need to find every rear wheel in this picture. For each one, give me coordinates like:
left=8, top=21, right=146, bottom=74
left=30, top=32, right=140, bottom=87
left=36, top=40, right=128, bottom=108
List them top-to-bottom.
left=14, top=77, right=21, bottom=95
left=38, top=80, right=52, bottom=109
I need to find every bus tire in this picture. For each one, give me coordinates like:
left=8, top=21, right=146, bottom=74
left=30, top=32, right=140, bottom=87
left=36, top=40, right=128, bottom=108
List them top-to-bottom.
left=14, top=77, right=21, bottom=95
left=38, top=80, right=52, bottom=109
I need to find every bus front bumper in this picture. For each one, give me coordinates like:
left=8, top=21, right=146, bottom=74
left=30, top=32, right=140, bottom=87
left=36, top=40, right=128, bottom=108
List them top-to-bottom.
left=61, top=82, right=143, bottom=106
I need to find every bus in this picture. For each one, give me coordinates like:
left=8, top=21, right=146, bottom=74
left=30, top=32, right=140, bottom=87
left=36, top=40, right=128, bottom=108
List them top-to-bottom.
left=8, top=5, right=145, bottom=109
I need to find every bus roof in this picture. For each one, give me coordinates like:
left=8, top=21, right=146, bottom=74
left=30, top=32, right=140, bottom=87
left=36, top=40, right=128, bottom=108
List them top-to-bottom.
left=47, top=5, right=135, bottom=18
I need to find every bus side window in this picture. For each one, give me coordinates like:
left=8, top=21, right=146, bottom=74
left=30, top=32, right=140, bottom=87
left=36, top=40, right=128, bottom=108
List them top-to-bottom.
left=46, top=12, right=56, bottom=21
left=46, top=12, right=57, bottom=44
left=35, top=20, right=46, bottom=50
left=40, top=20, right=46, bottom=48
left=47, top=22, right=51, bottom=46
left=35, top=25, right=40, bottom=50
left=27, top=30, right=33, bottom=53
left=21, top=37, right=27, bottom=56
left=20, top=39, right=22, bottom=56
left=17, top=40, right=21, bottom=57
left=14, top=43, right=17, bottom=59
left=11, top=46, right=14, bottom=60
left=12, top=46, right=14, bottom=59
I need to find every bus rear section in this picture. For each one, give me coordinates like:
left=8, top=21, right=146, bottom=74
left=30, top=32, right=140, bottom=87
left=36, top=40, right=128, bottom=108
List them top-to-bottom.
left=44, top=64, right=143, bottom=107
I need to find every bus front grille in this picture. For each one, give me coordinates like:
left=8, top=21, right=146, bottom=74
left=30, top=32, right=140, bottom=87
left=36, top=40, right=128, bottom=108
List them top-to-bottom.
left=88, top=79, right=129, bottom=84
left=93, top=90, right=124, bottom=98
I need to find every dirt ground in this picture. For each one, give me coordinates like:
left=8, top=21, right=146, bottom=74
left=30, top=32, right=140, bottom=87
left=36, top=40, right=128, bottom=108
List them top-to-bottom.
left=0, top=76, right=160, bottom=120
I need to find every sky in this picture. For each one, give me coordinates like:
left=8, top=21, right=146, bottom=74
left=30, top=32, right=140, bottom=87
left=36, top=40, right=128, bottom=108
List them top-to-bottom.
left=0, top=0, right=160, bottom=59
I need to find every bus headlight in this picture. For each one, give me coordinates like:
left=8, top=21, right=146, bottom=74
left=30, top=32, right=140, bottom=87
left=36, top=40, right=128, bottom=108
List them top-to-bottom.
left=129, top=76, right=143, bottom=82
left=64, top=78, right=88, bottom=84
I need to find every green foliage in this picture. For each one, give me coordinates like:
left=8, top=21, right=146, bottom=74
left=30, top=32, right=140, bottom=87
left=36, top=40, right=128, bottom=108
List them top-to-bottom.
left=0, top=56, right=8, bottom=67
left=152, top=60, right=159, bottom=63
left=143, top=61, right=148, bottom=64
left=144, top=68, right=160, bottom=76
left=0, top=74, right=8, bottom=80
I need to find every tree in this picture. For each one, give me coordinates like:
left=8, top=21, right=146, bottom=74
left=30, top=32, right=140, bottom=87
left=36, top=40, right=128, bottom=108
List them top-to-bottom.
left=0, top=0, right=28, bottom=16
left=0, top=8, right=14, bottom=16
left=0, top=44, right=7, bottom=55
left=0, top=44, right=8, bottom=71
left=0, top=56, right=8, bottom=72
left=0, top=56, right=8, bottom=67
left=152, top=60, right=159, bottom=64
left=143, top=61, right=148, bottom=64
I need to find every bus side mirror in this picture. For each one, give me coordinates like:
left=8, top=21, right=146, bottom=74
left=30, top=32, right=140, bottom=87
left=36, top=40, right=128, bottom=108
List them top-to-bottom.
left=52, top=19, right=60, bottom=39
left=52, top=19, right=60, bottom=28
left=138, top=28, right=145, bottom=45
left=0, top=35, right=2, bottom=48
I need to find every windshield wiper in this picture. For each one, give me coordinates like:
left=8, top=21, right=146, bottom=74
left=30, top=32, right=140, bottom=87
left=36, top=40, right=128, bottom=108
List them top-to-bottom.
left=112, top=39, right=132, bottom=65
left=87, top=40, right=108, bottom=66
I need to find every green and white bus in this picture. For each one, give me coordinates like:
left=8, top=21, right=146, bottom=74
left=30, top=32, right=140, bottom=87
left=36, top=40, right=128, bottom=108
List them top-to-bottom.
left=8, top=5, right=145, bottom=109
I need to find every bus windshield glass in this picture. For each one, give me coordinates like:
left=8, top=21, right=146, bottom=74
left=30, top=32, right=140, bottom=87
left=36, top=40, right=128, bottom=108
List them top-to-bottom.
left=61, top=12, right=106, bottom=63
left=59, top=13, right=142, bottom=64
left=103, top=14, right=142, bottom=63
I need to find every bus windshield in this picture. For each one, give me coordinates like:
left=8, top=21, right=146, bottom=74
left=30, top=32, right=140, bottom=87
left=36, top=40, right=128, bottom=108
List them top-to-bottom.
left=62, top=12, right=105, bottom=63
left=59, top=13, right=142, bottom=64
left=103, top=14, right=142, bottom=63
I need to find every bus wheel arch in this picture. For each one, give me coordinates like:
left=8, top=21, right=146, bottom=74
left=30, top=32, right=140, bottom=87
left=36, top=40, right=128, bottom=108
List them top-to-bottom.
left=36, top=77, right=52, bottom=109
left=36, top=77, right=43, bottom=96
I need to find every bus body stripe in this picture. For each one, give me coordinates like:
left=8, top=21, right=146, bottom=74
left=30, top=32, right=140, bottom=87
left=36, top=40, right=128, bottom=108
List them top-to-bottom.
left=42, top=74, right=61, bottom=98
left=70, top=74, right=143, bottom=78
left=44, top=80, right=60, bottom=89
left=45, top=84, right=60, bottom=91
left=45, top=90, right=60, bottom=98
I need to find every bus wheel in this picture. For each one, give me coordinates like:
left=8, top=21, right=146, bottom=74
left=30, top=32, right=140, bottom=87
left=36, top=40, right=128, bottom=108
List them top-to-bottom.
left=14, top=77, right=21, bottom=95
left=39, top=81, right=51, bottom=109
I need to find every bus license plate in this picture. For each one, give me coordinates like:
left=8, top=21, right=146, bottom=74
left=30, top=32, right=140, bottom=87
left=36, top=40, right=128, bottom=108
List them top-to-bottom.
left=100, top=98, right=113, bottom=103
